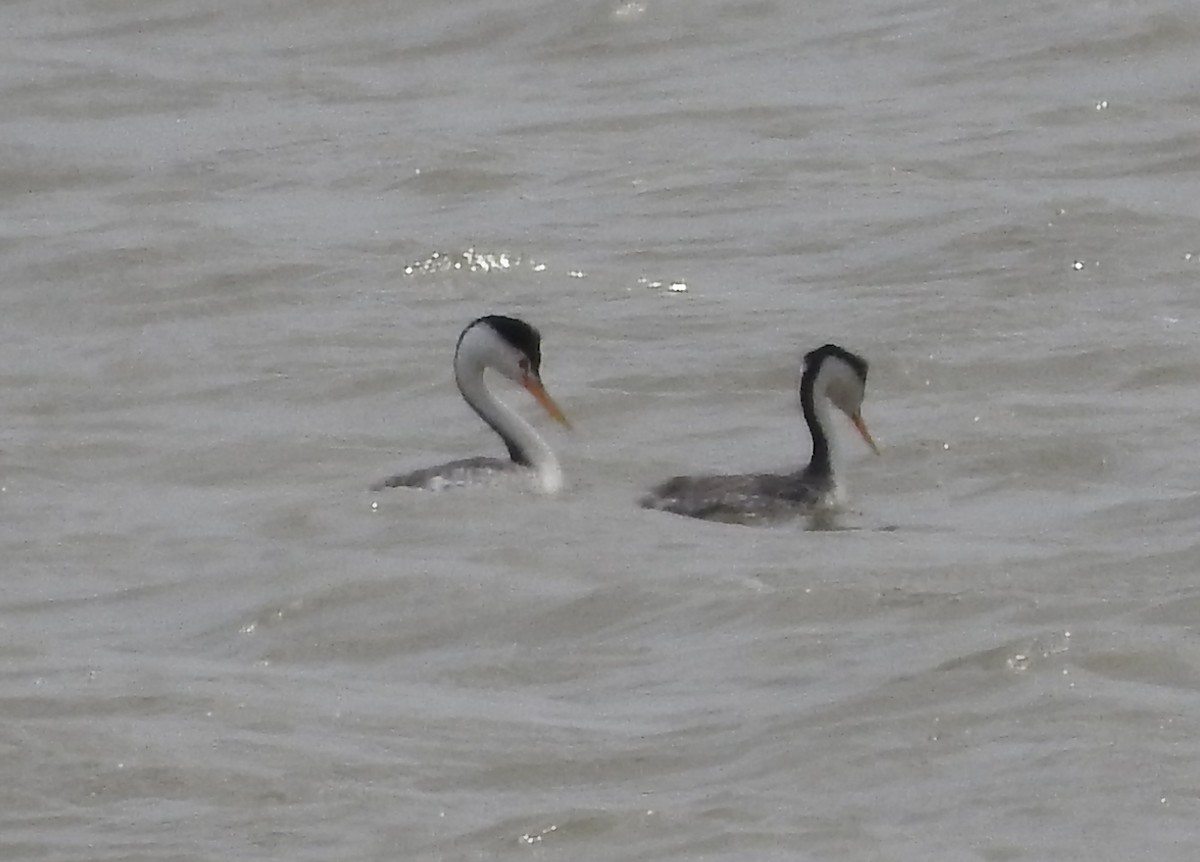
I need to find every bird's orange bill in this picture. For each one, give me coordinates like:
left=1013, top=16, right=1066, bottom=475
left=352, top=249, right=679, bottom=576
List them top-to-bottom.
left=523, top=376, right=572, bottom=429
left=852, top=412, right=879, bottom=455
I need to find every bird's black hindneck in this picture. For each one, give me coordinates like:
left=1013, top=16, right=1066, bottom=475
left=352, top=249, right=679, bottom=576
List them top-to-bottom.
left=455, top=315, right=544, bottom=466
left=799, top=344, right=869, bottom=478
left=490, top=414, right=531, bottom=466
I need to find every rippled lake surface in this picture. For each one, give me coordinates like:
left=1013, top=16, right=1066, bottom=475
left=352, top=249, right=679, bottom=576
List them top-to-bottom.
left=5, top=1, right=1200, bottom=859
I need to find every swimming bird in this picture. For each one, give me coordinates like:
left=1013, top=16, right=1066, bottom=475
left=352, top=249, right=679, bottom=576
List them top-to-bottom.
left=372, top=315, right=570, bottom=493
left=640, top=343, right=878, bottom=524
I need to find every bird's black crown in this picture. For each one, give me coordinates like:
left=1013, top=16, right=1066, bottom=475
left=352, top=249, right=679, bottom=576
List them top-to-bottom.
left=465, top=315, right=543, bottom=374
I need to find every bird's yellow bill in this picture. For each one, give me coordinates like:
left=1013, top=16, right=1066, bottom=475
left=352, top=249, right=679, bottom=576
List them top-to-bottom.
left=523, top=376, right=572, bottom=429
left=852, top=412, right=880, bottom=455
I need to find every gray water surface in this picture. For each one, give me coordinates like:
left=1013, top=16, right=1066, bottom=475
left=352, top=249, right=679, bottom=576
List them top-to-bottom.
left=4, top=1, right=1200, bottom=859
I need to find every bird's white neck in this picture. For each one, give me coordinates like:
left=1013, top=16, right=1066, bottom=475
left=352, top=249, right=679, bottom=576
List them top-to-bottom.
left=454, top=354, right=563, bottom=494
left=799, top=358, right=853, bottom=505
left=811, top=387, right=840, bottom=467
left=810, top=391, right=846, bottom=504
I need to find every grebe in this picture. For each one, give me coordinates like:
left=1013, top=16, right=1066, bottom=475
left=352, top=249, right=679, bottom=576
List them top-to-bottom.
left=372, top=315, right=570, bottom=493
left=640, top=343, right=878, bottom=524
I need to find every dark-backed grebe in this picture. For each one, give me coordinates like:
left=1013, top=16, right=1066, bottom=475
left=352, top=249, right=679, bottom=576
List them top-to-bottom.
left=372, top=315, right=570, bottom=494
left=641, top=343, right=878, bottom=524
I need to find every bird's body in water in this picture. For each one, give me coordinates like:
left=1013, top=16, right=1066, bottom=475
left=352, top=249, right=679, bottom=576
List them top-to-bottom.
left=372, top=315, right=570, bottom=494
left=640, top=343, right=879, bottom=525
